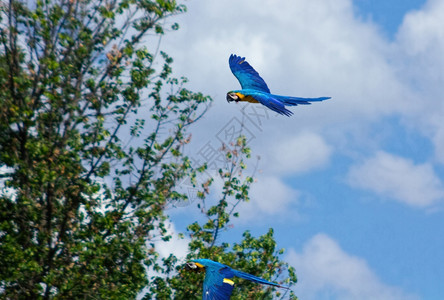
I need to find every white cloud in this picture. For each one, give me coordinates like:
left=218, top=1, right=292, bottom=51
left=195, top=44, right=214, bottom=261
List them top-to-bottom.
left=159, top=0, right=432, bottom=185
left=159, top=0, right=444, bottom=213
left=159, top=0, right=427, bottom=219
left=163, top=0, right=414, bottom=129
left=395, top=0, right=444, bottom=164
left=397, top=0, right=444, bottom=68
left=432, top=127, right=444, bottom=164
left=265, top=132, right=332, bottom=175
left=347, top=151, right=444, bottom=208
left=0, top=166, right=16, bottom=202
left=188, top=169, right=299, bottom=223
left=236, top=175, right=299, bottom=219
left=154, top=220, right=190, bottom=261
left=139, top=223, right=190, bottom=299
left=287, top=234, right=419, bottom=300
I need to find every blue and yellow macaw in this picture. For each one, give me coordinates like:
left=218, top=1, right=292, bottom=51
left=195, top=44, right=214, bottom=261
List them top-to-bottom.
left=227, top=54, right=331, bottom=116
left=185, top=258, right=288, bottom=299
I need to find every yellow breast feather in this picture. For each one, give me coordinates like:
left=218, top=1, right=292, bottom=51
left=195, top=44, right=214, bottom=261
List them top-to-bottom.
left=235, top=93, right=259, bottom=103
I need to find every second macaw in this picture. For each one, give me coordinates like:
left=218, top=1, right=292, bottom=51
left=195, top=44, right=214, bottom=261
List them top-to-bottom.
left=227, top=54, right=331, bottom=116
left=185, top=258, right=288, bottom=300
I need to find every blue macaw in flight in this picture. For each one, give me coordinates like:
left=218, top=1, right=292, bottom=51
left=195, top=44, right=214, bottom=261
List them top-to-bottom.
left=227, top=54, right=331, bottom=116
left=185, top=258, right=288, bottom=299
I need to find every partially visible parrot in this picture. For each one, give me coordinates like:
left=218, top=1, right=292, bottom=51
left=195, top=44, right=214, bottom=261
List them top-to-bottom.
left=227, top=54, right=331, bottom=116
left=185, top=258, right=288, bottom=300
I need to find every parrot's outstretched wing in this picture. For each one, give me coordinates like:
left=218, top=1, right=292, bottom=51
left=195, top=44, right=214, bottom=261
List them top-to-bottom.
left=229, top=54, right=270, bottom=93
left=250, top=93, right=293, bottom=117
left=203, top=266, right=235, bottom=300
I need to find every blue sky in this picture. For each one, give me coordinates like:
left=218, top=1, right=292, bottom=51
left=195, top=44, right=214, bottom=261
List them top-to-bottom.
left=154, top=0, right=444, bottom=299
left=354, top=0, right=426, bottom=37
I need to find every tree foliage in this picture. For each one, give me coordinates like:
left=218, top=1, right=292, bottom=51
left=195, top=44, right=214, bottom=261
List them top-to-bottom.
left=0, top=0, right=297, bottom=299
left=148, top=137, right=298, bottom=299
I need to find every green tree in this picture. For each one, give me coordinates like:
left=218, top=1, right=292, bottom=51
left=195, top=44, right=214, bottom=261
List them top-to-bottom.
left=0, top=0, right=297, bottom=299
left=1, top=0, right=208, bottom=298
left=148, top=137, right=298, bottom=299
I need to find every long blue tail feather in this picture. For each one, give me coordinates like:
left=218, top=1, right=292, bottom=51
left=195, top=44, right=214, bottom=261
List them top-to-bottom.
left=275, top=95, right=331, bottom=106
left=232, top=269, right=289, bottom=289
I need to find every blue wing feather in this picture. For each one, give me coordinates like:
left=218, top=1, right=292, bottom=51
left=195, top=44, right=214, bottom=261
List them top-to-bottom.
left=229, top=54, right=270, bottom=93
left=243, top=91, right=293, bottom=117
left=203, top=266, right=235, bottom=300
left=203, top=282, right=234, bottom=300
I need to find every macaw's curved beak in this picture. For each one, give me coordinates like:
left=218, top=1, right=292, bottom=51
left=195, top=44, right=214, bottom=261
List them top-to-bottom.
left=226, top=92, right=239, bottom=103
left=185, top=262, right=204, bottom=272
left=185, top=262, right=197, bottom=271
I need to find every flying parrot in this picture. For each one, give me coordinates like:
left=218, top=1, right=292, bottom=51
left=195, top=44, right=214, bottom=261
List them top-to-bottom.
left=227, top=54, right=331, bottom=116
left=185, top=258, right=289, bottom=300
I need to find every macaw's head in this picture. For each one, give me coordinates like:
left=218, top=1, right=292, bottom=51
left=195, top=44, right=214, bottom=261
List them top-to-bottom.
left=226, top=92, right=240, bottom=103
left=185, top=260, right=205, bottom=273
